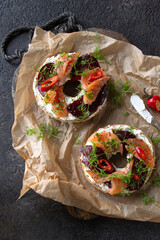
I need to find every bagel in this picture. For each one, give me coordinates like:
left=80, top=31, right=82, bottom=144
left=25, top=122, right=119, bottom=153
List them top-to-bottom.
left=33, top=52, right=109, bottom=123
left=80, top=124, right=155, bottom=195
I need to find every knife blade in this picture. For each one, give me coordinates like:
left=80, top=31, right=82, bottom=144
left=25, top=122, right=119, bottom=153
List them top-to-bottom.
left=130, top=94, right=160, bottom=132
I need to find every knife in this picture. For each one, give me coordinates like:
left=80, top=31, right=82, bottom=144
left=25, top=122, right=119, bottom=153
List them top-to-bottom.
left=130, top=94, right=160, bottom=132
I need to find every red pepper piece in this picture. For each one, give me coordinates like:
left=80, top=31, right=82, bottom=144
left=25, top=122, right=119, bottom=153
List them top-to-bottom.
left=89, top=70, right=103, bottom=82
left=41, top=75, right=58, bottom=92
left=144, top=88, right=160, bottom=113
left=147, top=96, right=160, bottom=113
left=135, top=147, right=147, bottom=160
left=98, top=159, right=114, bottom=173
left=133, top=173, right=139, bottom=180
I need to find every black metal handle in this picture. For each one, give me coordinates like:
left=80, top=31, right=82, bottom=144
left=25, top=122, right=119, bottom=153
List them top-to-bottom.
left=1, top=12, right=83, bottom=64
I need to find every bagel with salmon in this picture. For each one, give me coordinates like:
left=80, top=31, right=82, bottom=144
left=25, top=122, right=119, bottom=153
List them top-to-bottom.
left=33, top=52, right=109, bottom=122
left=80, top=124, right=155, bottom=195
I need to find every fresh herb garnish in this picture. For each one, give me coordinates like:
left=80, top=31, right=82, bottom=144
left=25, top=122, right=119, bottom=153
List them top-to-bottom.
left=92, top=32, right=112, bottom=64
left=94, top=32, right=101, bottom=42
left=93, top=46, right=112, bottom=65
left=34, top=63, right=57, bottom=82
left=73, top=63, right=90, bottom=78
left=107, top=79, right=132, bottom=107
left=76, top=83, right=82, bottom=94
left=84, top=90, right=94, bottom=99
left=77, top=101, right=90, bottom=120
left=123, top=112, right=129, bottom=117
left=25, top=122, right=64, bottom=140
left=25, top=123, right=47, bottom=140
left=48, top=125, right=64, bottom=138
left=128, top=125, right=134, bottom=134
left=151, top=132, right=160, bottom=145
left=73, top=133, right=81, bottom=145
left=95, top=133, right=102, bottom=142
left=85, top=143, right=109, bottom=177
left=109, top=170, right=132, bottom=184
left=139, top=175, right=160, bottom=208
left=149, top=175, right=160, bottom=187
left=141, top=191, right=158, bottom=205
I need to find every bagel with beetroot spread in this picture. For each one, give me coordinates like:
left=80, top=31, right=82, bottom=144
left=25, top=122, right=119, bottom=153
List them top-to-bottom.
left=33, top=52, right=109, bottom=122
left=80, top=124, right=155, bottom=195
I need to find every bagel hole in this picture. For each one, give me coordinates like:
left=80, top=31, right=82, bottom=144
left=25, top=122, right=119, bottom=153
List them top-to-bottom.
left=63, top=80, right=81, bottom=97
left=109, top=152, right=128, bottom=169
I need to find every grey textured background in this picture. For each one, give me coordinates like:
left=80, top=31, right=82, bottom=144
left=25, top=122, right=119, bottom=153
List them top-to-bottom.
left=1, top=0, right=160, bottom=239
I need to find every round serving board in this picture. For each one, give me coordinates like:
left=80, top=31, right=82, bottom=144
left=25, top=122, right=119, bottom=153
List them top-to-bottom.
left=12, top=28, right=128, bottom=220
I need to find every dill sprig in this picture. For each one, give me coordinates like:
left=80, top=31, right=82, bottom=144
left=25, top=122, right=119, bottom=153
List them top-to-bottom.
left=92, top=32, right=112, bottom=64
left=94, top=32, right=101, bottom=42
left=93, top=46, right=112, bottom=65
left=71, top=58, right=96, bottom=78
left=34, top=63, right=57, bottom=82
left=107, top=79, right=132, bottom=107
left=76, top=83, right=82, bottom=94
left=84, top=90, right=94, bottom=99
left=77, top=101, right=90, bottom=120
left=123, top=112, right=129, bottom=117
left=25, top=122, right=64, bottom=140
left=25, top=123, right=47, bottom=140
left=128, top=124, right=134, bottom=134
left=47, top=125, right=64, bottom=138
left=151, top=132, right=160, bottom=145
left=73, top=133, right=81, bottom=145
left=86, top=144, right=109, bottom=178
left=108, top=170, right=132, bottom=184
left=140, top=175, right=160, bottom=208
left=149, top=175, right=160, bottom=188
left=140, top=191, right=158, bottom=206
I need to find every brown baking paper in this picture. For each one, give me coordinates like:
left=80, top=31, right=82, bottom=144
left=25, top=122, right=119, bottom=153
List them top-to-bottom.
left=12, top=27, right=160, bottom=222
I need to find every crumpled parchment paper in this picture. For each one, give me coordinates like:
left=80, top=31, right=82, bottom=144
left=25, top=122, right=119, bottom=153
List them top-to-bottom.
left=12, top=27, right=160, bottom=222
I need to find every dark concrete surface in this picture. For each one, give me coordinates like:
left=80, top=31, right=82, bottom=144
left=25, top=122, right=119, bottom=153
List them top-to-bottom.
left=0, top=0, right=160, bottom=239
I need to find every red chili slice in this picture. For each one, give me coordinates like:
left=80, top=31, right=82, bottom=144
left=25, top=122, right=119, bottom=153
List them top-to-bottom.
left=89, top=70, right=103, bottom=82
left=41, top=75, right=59, bottom=92
left=135, top=147, right=147, bottom=160
left=98, top=159, right=114, bottom=173
left=133, top=173, right=139, bottom=180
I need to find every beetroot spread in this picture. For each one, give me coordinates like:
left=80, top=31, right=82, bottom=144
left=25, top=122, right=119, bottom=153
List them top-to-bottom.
left=70, top=54, right=100, bottom=81
left=67, top=84, right=107, bottom=119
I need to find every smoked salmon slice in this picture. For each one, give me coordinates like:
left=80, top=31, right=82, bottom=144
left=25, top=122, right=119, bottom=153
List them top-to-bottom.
left=55, top=52, right=80, bottom=82
left=81, top=67, right=105, bottom=89
left=83, top=76, right=110, bottom=105
left=44, top=86, right=68, bottom=117
left=88, top=131, right=123, bottom=156
left=125, top=138, right=154, bottom=168
left=94, top=161, right=133, bottom=195
left=86, top=169, right=127, bottom=195
left=108, top=178, right=127, bottom=195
